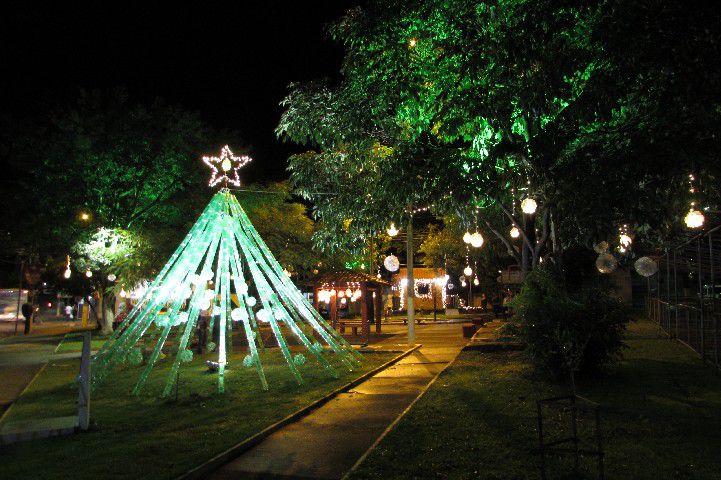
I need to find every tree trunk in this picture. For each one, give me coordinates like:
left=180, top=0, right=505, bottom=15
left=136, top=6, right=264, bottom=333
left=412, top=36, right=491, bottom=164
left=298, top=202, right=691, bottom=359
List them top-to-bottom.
left=98, top=290, right=114, bottom=335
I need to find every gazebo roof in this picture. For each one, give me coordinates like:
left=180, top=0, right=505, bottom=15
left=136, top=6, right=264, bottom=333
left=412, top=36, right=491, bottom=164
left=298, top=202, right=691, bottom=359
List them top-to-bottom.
left=305, top=270, right=390, bottom=287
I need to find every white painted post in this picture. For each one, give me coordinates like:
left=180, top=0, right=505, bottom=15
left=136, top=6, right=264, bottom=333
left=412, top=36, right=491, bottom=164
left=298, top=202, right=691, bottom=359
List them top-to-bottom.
left=407, top=212, right=415, bottom=345
left=78, top=331, right=91, bottom=430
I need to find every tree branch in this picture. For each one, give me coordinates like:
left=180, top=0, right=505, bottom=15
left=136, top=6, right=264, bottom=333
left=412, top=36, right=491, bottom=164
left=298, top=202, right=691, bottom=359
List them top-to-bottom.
left=483, top=219, right=521, bottom=265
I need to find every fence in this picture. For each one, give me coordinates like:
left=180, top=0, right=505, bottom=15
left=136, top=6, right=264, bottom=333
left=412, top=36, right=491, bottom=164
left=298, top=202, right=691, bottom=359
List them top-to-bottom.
left=645, top=225, right=721, bottom=369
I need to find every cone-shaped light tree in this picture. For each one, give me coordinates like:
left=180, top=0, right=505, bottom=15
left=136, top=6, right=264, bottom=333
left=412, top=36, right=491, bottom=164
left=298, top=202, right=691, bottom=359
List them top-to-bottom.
left=92, top=146, right=361, bottom=396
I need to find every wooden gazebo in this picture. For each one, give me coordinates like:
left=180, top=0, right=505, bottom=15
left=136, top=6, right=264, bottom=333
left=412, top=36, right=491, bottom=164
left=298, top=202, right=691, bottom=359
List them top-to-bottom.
left=307, top=271, right=389, bottom=337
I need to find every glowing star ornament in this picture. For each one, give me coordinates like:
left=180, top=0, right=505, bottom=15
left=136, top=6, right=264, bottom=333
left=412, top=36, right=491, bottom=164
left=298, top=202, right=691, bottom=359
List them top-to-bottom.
left=202, top=145, right=252, bottom=187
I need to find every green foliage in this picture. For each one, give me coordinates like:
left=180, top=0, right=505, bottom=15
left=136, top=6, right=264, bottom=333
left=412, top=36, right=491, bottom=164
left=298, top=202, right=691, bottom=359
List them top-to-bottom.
left=510, top=265, right=629, bottom=379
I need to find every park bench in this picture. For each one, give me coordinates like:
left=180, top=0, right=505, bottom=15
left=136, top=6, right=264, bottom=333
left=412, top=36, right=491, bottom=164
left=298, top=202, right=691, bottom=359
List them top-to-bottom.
left=338, top=318, right=365, bottom=335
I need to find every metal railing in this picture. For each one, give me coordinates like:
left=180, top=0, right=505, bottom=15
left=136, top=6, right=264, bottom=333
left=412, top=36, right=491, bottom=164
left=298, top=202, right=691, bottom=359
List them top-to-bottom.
left=645, top=222, right=721, bottom=368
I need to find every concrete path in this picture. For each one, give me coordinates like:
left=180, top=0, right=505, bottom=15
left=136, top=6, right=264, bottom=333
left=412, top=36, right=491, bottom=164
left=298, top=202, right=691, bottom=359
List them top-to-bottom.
left=208, top=323, right=467, bottom=480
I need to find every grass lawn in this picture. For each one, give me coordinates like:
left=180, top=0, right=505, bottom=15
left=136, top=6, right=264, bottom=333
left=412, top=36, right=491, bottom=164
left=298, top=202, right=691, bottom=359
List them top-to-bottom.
left=349, top=319, right=721, bottom=480
left=55, top=332, right=109, bottom=353
left=0, top=343, right=396, bottom=480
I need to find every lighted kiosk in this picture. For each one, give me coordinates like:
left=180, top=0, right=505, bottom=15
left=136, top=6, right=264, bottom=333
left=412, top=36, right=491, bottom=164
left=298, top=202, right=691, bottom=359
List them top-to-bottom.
left=91, top=147, right=361, bottom=396
left=309, top=272, right=388, bottom=338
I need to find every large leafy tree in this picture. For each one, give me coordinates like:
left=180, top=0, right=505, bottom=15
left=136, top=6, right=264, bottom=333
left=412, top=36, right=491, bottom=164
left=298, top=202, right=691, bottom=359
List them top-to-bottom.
left=280, top=0, right=720, bottom=272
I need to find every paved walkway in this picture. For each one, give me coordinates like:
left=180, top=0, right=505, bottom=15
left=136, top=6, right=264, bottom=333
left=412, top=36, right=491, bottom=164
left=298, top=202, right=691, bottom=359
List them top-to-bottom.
left=208, top=323, right=467, bottom=480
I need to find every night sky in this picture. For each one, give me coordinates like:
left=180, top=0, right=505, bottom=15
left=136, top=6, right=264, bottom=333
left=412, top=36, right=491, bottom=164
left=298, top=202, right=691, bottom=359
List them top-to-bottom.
left=2, top=2, right=361, bottom=182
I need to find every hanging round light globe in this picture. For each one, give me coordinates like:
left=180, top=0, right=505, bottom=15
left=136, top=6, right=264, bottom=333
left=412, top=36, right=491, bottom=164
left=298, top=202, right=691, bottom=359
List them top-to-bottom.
left=521, top=197, right=537, bottom=214
left=684, top=208, right=705, bottom=229
left=387, top=223, right=399, bottom=237
left=510, top=226, right=520, bottom=239
left=463, top=231, right=472, bottom=244
left=470, top=232, right=484, bottom=248
left=619, top=233, right=633, bottom=248
left=595, top=253, right=618, bottom=274
left=384, top=254, right=400, bottom=272
left=634, top=257, right=659, bottom=277
left=463, top=265, right=473, bottom=276
left=63, top=267, right=72, bottom=279
left=85, top=270, right=93, bottom=278
left=107, top=273, right=116, bottom=282
left=473, top=277, right=479, bottom=286
left=460, top=280, right=467, bottom=287
left=246, top=296, right=257, bottom=307
left=256, top=309, right=271, bottom=323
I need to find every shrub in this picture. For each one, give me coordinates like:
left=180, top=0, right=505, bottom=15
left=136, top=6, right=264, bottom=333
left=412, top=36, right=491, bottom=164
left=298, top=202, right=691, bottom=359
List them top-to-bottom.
left=510, top=264, right=629, bottom=382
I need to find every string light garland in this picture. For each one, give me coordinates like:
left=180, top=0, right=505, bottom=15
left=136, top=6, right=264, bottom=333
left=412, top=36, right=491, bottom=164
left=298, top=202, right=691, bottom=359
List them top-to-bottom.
left=202, top=145, right=252, bottom=187
left=685, top=173, right=705, bottom=228
left=63, top=255, right=72, bottom=279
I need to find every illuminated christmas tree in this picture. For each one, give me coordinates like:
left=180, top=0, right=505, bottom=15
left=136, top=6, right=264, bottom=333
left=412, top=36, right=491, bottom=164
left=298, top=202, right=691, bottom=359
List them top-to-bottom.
left=92, top=146, right=361, bottom=396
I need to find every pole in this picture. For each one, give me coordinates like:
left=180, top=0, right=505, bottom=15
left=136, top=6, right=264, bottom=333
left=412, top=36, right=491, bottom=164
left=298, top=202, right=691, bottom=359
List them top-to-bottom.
left=406, top=211, right=415, bottom=345
left=697, top=238, right=704, bottom=360
left=14, top=258, right=24, bottom=335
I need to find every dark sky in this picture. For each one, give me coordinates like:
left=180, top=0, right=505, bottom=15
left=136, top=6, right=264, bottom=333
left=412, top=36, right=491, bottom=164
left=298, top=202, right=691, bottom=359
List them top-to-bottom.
left=2, top=1, right=361, bottom=182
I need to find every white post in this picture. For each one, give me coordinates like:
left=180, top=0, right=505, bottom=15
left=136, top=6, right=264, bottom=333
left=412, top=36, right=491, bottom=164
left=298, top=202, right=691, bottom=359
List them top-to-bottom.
left=406, top=212, right=415, bottom=345
left=78, top=331, right=91, bottom=430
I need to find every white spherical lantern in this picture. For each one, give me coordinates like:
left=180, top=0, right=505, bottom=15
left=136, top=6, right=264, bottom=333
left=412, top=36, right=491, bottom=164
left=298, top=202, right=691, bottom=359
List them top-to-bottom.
left=521, top=197, right=537, bottom=214
left=685, top=209, right=705, bottom=229
left=510, top=226, right=520, bottom=238
left=463, top=231, right=472, bottom=244
left=470, top=232, right=484, bottom=248
left=619, top=233, right=632, bottom=248
left=595, top=253, right=618, bottom=274
left=384, top=254, right=400, bottom=272
left=634, top=257, right=658, bottom=277
left=463, top=266, right=473, bottom=276
left=63, top=268, right=72, bottom=279
left=85, top=270, right=93, bottom=278
left=107, top=273, right=116, bottom=282
left=473, top=277, right=479, bottom=286
left=237, top=282, right=249, bottom=295
left=246, top=296, right=257, bottom=307
left=231, top=308, right=246, bottom=321
left=256, top=309, right=271, bottom=323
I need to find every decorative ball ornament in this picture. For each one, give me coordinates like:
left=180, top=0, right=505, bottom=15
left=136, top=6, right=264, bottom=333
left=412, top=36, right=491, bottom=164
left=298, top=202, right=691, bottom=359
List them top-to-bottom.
left=202, top=145, right=252, bottom=187
left=521, top=197, right=537, bottom=214
left=684, top=208, right=705, bottom=229
left=387, top=223, right=399, bottom=237
left=510, top=226, right=520, bottom=239
left=463, top=231, right=472, bottom=244
left=470, top=232, right=484, bottom=248
left=593, top=241, right=610, bottom=254
left=595, top=253, right=618, bottom=274
left=384, top=254, right=400, bottom=272
left=635, top=257, right=659, bottom=277
left=463, top=266, right=473, bottom=276
left=63, top=268, right=72, bottom=279
left=85, top=270, right=93, bottom=278
left=107, top=273, right=117, bottom=282
left=459, top=275, right=466, bottom=283
left=473, top=277, right=479, bottom=286
left=461, top=280, right=467, bottom=287
left=237, top=282, right=248, bottom=295
left=447, top=283, right=454, bottom=290
left=246, top=296, right=257, bottom=307
left=231, top=308, right=246, bottom=321
left=256, top=309, right=271, bottom=323
left=179, top=349, right=193, bottom=363
left=293, top=353, right=306, bottom=366
left=243, top=355, right=254, bottom=368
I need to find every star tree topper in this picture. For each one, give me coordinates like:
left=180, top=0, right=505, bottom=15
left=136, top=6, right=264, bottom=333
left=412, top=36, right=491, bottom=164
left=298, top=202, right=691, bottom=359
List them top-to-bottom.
left=203, top=145, right=252, bottom=187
